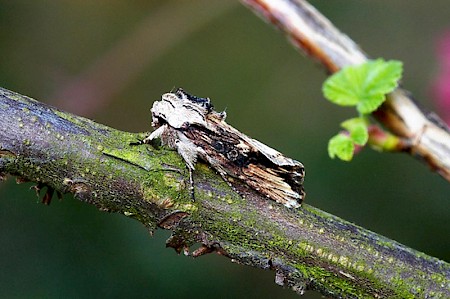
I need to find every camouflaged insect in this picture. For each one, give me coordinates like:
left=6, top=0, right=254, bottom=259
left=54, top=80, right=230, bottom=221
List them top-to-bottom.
left=143, top=88, right=305, bottom=208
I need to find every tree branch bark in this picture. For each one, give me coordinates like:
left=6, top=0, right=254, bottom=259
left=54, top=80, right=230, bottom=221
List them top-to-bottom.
left=241, top=0, right=450, bottom=182
left=1, top=88, right=449, bottom=298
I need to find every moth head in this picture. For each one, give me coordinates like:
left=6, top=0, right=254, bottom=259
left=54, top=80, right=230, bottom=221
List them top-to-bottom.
left=175, top=88, right=213, bottom=112
left=150, top=91, right=209, bottom=129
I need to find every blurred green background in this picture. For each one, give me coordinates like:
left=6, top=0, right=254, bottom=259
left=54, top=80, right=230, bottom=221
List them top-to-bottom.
left=1, top=1, right=449, bottom=298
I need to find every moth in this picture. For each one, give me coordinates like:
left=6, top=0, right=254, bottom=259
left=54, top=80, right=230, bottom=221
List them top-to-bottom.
left=143, top=88, right=305, bottom=208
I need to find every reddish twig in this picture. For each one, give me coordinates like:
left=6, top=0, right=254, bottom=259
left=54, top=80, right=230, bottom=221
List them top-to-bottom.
left=242, top=0, right=450, bottom=182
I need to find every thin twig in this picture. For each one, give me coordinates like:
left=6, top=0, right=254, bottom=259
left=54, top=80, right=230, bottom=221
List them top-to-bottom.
left=241, top=0, right=450, bottom=182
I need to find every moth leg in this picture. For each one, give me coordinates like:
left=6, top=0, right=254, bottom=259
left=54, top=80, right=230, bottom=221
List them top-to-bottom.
left=142, top=125, right=167, bottom=144
left=174, top=137, right=204, bottom=202
left=188, top=167, right=195, bottom=202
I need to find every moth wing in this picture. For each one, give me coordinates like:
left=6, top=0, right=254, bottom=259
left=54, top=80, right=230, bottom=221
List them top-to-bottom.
left=180, top=108, right=306, bottom=208
left=240, top=134, right=305, bottom=202
left=242, top=136, right=303, bottom=167
left=242, top=163, right=302, bottom=208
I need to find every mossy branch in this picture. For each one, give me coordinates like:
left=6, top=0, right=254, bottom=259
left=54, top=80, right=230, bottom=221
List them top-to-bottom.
left=1, top=88, right=449, bottom=298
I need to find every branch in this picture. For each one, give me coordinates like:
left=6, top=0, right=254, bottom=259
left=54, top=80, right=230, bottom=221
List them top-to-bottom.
left=241, top=0, right=450, bottom=182
left=1, top=88, right=449, bottom=298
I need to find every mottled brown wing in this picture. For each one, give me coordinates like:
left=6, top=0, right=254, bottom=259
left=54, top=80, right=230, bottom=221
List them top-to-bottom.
left=183, top=113, right=305, bottom=208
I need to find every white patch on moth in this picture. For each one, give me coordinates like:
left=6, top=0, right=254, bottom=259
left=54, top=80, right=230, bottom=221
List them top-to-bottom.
left=151, top=93, right=208, bottom=129
left=174, top=133, right=205, bottom=170
left=235, top=141, right=250, bottom=153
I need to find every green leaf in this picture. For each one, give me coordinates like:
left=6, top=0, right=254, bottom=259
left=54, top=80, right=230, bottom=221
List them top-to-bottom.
left=322, top=59, right=403, bottom=114
left=341, top=117, right=369, bottom=146
left=350, top=126, right=368, bottom=146
left=328, top=134, right=354, bottom=161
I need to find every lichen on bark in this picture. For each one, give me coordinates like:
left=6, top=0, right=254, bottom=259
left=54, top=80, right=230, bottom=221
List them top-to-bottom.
left=1, top=87, right=449, bottom=298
